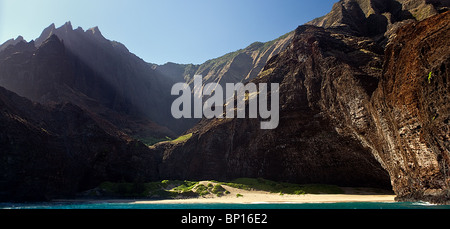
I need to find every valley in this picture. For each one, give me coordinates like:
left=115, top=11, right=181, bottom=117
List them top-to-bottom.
left=0, top=0, right=449, bottom=204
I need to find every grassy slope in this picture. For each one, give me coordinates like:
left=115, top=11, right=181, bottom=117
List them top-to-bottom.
left=139, top=133, right=193, bottom=146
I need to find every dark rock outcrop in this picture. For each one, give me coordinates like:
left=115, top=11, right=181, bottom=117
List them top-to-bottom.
left=307, top=0, right=449, bottom=45
left=0, top=36, right=25, bottom=53
left=0, top=86, right=159, bottom=201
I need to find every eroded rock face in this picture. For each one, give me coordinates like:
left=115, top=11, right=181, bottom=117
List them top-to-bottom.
left=1, top=0, right=448, bottom=203
left=307, top=0, right=449, bottom=45
left=369, top=11, right=450, bottom=202
left=156, top=12, right=450, bottom=203
left=156, top=25, right=392, bottom=189
left=156, top=32, right=294, bottom=88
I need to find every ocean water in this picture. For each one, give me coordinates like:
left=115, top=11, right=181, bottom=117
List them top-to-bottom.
left=1, top=201, right=450, bottom=209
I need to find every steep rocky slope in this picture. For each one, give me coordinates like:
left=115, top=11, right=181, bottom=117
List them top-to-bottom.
left=0, top=0, right=448, bottom=203
left=156, top=0, right=449, bottom=122
left=307, top=0, right=449, bottom=45
left=154, top=10, right=450, bottom=203
left=369, top=11, right=450, bottom=202
left=154, top=24, right=392, bottom=189
left=0, top=25, right=178, bottom=138
left=154, top=32, right=295, bottom=130
left=156, top=32, right=294, bottom=92
left=0, top=36, right=24, bottom=53
left=0, top=86, right=159, bottom=201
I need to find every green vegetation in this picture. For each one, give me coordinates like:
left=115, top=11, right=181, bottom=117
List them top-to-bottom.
left=370, top=67, right=383, bottom=71
left=259, top=68, right=274, bottom=78
left=428, top=71, right=433, bottom=84
left=431, top=114, right=439, bottom=121
left=40, top=128, right=49, bottom=134
left=135, top=132, right=194, bottom=147
left=141, top=133, right=193, bottom=147
left=169, top=133, right=193, bottom=144
left=135, top=136, right=172, bottom=146
left=90, top=178, right=344, bottom=199
left=217, top=178, right=344, bottom=194
left=94, top=180, right=230, bottom=199
left=98, top=180, right=199, bottom=198
left=172, top=180, right=199, bottom=193
left=194, top=183, right=228, bottom=197
left=194, top=184, right=210, bottom=196
left=211, top=184, right=227, bottom=197
left=236, top=193, right=244, bottom=198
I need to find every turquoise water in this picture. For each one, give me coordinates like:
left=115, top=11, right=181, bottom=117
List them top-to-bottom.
left=1, top=201, right=450, bottom=209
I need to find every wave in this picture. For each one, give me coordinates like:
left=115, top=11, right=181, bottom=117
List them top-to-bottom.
left=412, top=201, right=437, bottom=206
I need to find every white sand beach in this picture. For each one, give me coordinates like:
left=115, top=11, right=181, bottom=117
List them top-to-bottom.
left=56, top=181, right=396, bottom=204
left=131, top=181, right=395, bottom=204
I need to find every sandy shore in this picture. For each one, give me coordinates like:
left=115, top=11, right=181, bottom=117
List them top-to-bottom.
left=57, top=181, right=396, bottom=204
left=100, top=182, right=395, bottom=204
left=131, top=194, right=395, bottom=205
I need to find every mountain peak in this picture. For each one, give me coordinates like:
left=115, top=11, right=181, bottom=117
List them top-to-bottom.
left=306, top=0, right=446, bottom=40
left=61, top=21, right=73, bottom=31
left=34, top=23, right=57, bottom=47
left=47, top=23, right=56, bottom=30
left=87, top=26, right=102, bottom=36
left=36, top=34, right=64, bottom=53
left=0, top=35, right=26, bottom=52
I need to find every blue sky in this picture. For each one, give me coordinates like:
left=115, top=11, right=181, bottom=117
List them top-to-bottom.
left=0, top=0, right=336, bottom=64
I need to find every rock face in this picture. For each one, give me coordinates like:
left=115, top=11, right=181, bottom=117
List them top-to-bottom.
left=0, top=0, right=449, bottom=203
left=307, top=0, right=449, bottom=45
left=155, top=11, right=450, bottom=203
left=370, top=11, right=450, bottom=202
left=0, top=22, right=297, bottom=201
left=155, top=25, right=393, bottom=189
left=0, top=26, right=177, bottom=138
left=156, top=32, right=294, bottom=92
left=0, top=36, right=24, bottom=52
left=0, top=86, right=159, bottom=201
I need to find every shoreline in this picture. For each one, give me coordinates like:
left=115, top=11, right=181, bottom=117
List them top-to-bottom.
left=54, top=181, right=397, bottom=205
left=133, top=183, right=396, bottom=204
left=56, top=185, right=396, bottom=204
left=53, top=193, right=396, bottom=205
left=130, top=194, right=396, bottom=204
